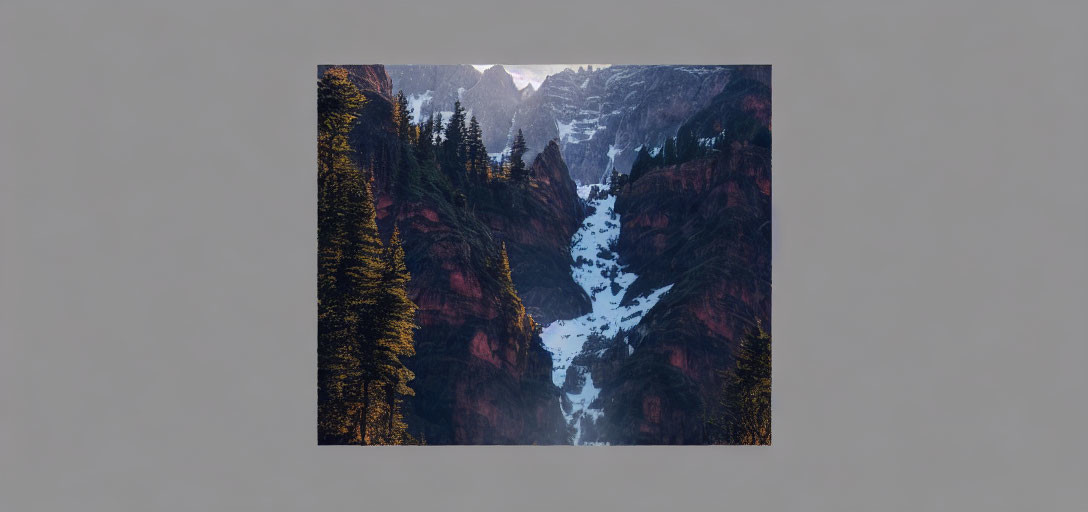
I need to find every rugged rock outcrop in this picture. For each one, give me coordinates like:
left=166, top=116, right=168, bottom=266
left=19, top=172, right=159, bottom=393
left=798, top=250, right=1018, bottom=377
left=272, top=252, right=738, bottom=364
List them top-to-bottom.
left=384, top=64, right=482, bottom=120
left=386, top=64, right=521, bottom=151
left=387, top=65, right=734, bottom=185
left=459, top=65, right=522, bottom=151
left=514, top=65, right=731, bottom=184
left=589, top=66, right=772, bottom=444
left=476, top=140, right=591, bottom=324
left=596, top=149, right=770, bottom=444
left=379, top=192, right=570, bottom=444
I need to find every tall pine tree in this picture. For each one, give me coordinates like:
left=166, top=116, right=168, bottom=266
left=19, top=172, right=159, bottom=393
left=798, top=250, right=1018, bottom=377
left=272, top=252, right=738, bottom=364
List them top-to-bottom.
left=317, top=67, right=382, bottom=444
left=317, top=67, right=419, bottom=445
left=392, top=90, right=413, bottom=141
left=441, top=101, right=468, bottom=183
left=465, top=115, right=489, bottom=181
left=676, top=127, right=700, bottom=162
left=509, top=128, right=528, bottom=183
left=662, top=136, right=677, bottom=165
left=628, top=145, right=654, bottom=183
left=361, top=225, right=418, bottom=444
left=706, top=321, right=771, bottom=445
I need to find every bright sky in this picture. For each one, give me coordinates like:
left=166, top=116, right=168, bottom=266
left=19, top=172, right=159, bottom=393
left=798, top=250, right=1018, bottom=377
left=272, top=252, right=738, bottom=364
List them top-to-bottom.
left=472, top=64, right=611, bottom=89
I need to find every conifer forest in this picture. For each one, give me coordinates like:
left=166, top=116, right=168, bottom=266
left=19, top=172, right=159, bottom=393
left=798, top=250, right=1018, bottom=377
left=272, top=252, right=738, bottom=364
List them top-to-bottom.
left=317, top=65, right=771, bottom=445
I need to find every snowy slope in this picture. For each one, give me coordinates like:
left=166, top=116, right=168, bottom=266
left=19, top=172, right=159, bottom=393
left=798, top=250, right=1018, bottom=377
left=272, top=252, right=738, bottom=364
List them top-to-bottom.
left=539, top=184, right=673, bottom=445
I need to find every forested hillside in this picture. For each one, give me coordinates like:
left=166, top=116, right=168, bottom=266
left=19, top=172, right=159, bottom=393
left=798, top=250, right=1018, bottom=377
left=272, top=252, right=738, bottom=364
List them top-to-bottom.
left=317, top=64, right=771, bottom=445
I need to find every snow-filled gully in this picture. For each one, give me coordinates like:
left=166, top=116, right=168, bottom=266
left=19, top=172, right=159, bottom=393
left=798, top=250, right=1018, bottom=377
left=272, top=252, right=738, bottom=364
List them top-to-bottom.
left=539, top=184, right=673, bottom=445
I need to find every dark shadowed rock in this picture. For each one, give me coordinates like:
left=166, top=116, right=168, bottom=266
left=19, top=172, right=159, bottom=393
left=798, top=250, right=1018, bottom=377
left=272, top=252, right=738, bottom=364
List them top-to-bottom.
left=590, top=71, right=771, bottom=444
left=478, top=140, right=591, bottom=324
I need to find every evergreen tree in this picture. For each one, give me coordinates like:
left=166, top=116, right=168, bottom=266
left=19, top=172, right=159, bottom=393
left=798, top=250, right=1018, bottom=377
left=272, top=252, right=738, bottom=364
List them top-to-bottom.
left=317, top=67, right=380, bottom=444
left=317, top=68, right=418, bottom=446
left=392, top=90, right=413, bottom=141
left=441, top=101, right=467, bottom=176
left=432, top=112, right=444, bottom=146
left=415, top=114, right=435, bottom=163
left=465, top=115, right=489, bottom=181
left=676, top=127, right=699, bottom=162
left=509, top=128, right=529, bottom=183
left=662, top=136, right=677, bottom=165
left=628, top=145, right=654, bottom=183
left=496, top=154, right=507, bottom=180
left=608, top=168, right=628, bottom=195
left=341, top=177, right=388, bottom=444
left=368, top=226, right=417, bottom=444
left=494, top=242, right=533, bottom=337
left=707, top=321, right=771, bottom=445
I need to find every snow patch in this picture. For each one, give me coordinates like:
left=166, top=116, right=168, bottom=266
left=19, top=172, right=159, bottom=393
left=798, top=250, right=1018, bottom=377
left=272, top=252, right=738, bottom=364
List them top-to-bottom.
left=406, top=90, right=432, bottom=123
left=555, top=119, right=576, bottom=143
left=540, top=192, right=674, bottom=445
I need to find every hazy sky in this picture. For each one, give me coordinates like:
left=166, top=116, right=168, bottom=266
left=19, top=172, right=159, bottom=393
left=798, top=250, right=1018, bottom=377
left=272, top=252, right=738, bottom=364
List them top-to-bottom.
left=472, top=64, right=611, bottom=89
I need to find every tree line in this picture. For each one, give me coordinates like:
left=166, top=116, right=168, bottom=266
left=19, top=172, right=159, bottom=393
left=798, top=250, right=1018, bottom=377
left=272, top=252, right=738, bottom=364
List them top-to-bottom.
left=317, top=68, right=419, bottom=445
left=318, top=69, right=547, bottom=444
left=391, top=92, right=533, bottom=191
left=625, top=122, right=771, bottom=185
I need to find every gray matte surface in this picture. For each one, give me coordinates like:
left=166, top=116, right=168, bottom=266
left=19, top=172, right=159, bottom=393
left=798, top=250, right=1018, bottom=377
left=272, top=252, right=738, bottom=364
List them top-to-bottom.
left=2, top=1, right=1086, bottom=510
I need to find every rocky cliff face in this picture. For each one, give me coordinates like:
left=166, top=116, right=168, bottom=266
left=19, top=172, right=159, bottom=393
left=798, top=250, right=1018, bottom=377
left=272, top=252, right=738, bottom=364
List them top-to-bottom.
left=324, top=64, right=581, bottom=444
left=384, top=64, right=481, bottom=120
left=386, top=64, right=520, bottom=151
left=387, top=65, right=733, bottom=184
left=460, top=65, right=522, bottom=152
left=513, top=65, right=731, bottom=184
left=588, top=67, right=772, bottom=444
left=476, top=140, right=590, bottom=324
left=598, top=149, right=770, bottom=444
left=378, top=192, right=570, bottom=444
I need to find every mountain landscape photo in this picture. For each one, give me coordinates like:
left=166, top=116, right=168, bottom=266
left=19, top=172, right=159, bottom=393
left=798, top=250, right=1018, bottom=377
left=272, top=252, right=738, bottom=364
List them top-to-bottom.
left=317, top=64, right=771, bottom=445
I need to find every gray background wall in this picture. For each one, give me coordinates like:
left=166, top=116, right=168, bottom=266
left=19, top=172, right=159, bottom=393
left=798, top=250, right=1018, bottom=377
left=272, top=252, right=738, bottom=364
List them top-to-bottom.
left=2, top=1, right=1086, bottom=510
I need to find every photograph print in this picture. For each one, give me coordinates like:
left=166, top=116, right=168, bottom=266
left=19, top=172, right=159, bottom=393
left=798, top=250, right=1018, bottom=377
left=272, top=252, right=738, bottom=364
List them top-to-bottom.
left=317, top=64, right=771, bottom=445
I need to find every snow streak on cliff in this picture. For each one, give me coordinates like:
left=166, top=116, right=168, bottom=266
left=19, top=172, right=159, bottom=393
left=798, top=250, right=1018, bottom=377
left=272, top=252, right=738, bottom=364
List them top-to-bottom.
left=539, top=185, right=673, bottom=445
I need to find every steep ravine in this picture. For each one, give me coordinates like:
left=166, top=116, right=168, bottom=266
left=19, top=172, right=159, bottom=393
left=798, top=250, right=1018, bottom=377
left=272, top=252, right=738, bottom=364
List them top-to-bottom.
left=539, top=185, right=673, bottom=445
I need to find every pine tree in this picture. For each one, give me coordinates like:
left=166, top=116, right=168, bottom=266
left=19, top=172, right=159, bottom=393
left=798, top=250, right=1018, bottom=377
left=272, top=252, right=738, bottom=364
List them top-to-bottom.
left=318, top=67, right=378, bottom=444
left=317, top=68, right=420, bottom=445
left=392, top=90, right=413, bottom=141
left=441, top=101, right=467, bottom=177
left=432, top=112, right=444, bottom=146
left=415, top=114, right=435, bottom=163
left=465, top=115, right=489, bottom=180
left=676, top=127, right=699, bottom=162
left=509, top=128, right=528, bottom=183
left=662, top=136, right=677, bottom=165
left=628, top=145, right=654, bottom=183
left=497, top=154, right=507, bottom=180
left=607, top=168, right=628, bottom=195
left=341, top=177, right=388, bottom=444
left=367, top=226, right=417, bottom=444
left=494, top=242, right=537, bottom=340
left=497, top=242, right=514, bottom=290
left=707, top=321, right=771, bottom=445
